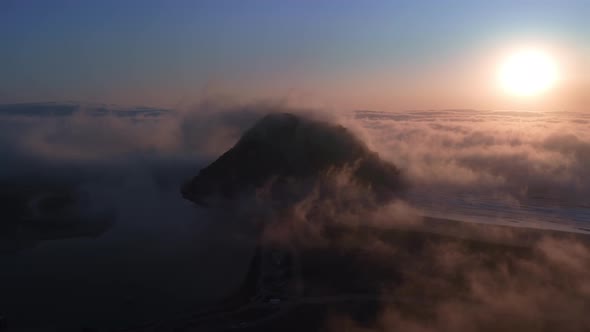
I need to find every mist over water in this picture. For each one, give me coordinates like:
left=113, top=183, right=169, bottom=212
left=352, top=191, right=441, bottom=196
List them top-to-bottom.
left=0, top=102, right=589, bottom=330
left=0, top=102, right=264, bottom=329
left=356, top=109, right=590, bottom=233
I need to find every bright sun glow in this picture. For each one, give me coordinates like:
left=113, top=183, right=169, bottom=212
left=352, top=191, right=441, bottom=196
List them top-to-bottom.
left=498, top=49, right=559, bottom=97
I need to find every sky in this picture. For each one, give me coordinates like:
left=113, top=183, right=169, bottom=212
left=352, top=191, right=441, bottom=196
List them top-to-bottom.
left=1, top=0, right=588, bottom=111
left=1, top=2, right=590, bottom=328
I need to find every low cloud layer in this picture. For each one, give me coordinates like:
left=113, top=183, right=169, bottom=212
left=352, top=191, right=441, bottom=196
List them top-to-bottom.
left=0, top=101, right=276, bottom=328
left=1, top=101, right=589, bottom=330
left=2, top=103, right=589, bottom=255
left=354, top=109, right=590, bottom=231
left=358, top=110, right=590, bottom=197
left=319, top=234, right=590, bottom=332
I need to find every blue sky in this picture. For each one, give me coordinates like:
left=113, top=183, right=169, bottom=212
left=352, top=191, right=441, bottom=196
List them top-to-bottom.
left=1, top=0, right=588, bottom=110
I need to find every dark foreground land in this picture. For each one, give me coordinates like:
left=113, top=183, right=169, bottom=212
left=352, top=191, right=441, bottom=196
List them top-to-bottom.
left=122, top=218, right=590, bottom=332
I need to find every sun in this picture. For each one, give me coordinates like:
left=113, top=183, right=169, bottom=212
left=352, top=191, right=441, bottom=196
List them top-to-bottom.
left=498, top=49, right=559, bottom=97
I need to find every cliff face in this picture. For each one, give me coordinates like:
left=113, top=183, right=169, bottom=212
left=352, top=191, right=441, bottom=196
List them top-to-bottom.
left=182, top=113, right=403, bottom=206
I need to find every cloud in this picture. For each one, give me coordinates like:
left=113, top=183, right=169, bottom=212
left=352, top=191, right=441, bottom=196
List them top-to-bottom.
left=0, top=99, right=356, bottom=253
left=0, top=100, right=280, bottom=256
left=2, top=100, right=589, bottom=330
left=0, top=101, right=283, bottom=328
left=2, top=102, right=588, bottom=244
left=354, top=109, right=590, bottom=230
left=319, top=233, right=590, bottom=332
